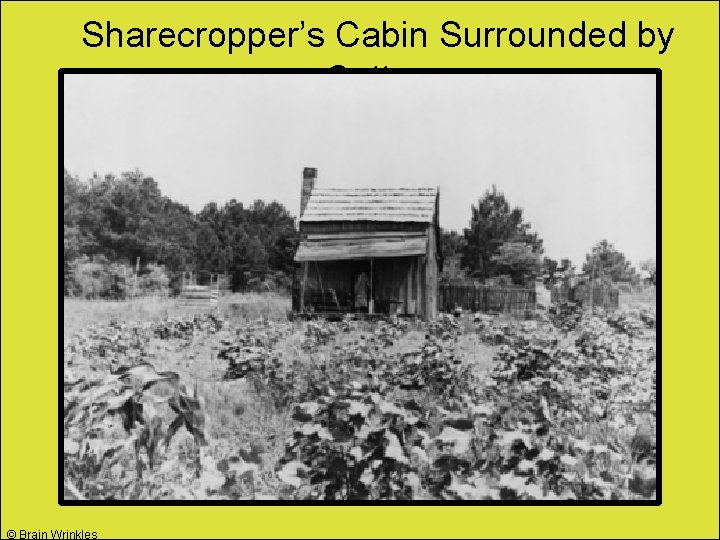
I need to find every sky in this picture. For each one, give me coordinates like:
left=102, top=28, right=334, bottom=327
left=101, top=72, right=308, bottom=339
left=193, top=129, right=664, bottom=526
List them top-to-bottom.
left=63, top=73, right=656, bottom=268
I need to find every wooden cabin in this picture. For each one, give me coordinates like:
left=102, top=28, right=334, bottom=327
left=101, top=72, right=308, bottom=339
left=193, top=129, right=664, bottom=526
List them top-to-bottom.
left=292, top=167, right=441, bottom=319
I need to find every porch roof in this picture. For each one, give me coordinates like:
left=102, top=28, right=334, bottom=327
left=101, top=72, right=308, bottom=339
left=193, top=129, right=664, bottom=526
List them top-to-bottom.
left=294, top=231, right=428, bottom=262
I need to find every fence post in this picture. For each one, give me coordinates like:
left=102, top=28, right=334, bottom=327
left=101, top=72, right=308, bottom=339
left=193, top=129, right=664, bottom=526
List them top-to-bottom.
left=133, top=256, right=140, bottom=297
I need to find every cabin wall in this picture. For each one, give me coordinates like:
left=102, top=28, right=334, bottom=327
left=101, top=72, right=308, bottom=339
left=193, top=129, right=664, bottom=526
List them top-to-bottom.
left=300, top=221, right=427, bottom=235
left=372, top=257, right=422, bottom=315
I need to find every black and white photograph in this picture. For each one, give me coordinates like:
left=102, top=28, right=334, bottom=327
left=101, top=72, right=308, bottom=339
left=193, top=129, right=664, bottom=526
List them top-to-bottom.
left=62, top=71, right=658, bottom=502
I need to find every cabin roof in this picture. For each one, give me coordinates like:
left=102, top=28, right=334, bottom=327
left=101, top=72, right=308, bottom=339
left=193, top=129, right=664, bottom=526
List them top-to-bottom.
left=300, top=187, right=438, bottom=223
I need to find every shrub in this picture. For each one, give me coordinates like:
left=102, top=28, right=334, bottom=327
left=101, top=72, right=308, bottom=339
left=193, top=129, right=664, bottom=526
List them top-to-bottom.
left=66, top=255, right=127, bottom=298
left=65, top=256, right=170, bottom=299
left=439, top=256, right=470, bottom=285
left=138, top=264, right=170, bottom=296
left=270, top=271, right=293, bottom=292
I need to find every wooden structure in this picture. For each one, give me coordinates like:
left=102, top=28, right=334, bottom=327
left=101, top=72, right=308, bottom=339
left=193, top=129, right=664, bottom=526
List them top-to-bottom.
left=292, top=167, right=441, bottom=319
left=179, top=271, right=221, bottom=307
left=551, top=279, right=618, bottom=310
left=574, top=281, right=619, bottom=310
left=438, top=283, right=536, bottom=314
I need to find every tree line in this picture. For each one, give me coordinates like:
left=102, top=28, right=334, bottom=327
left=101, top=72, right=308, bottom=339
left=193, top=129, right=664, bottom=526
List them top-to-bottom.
left=64, top=169, right=298, bottom=297
left=64, top=170, right=651, bottom=298
left=440, top=185, right=649, bottom=288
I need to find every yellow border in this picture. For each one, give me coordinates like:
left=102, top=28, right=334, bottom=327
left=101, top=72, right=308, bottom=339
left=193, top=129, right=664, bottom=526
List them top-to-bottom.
left=2, top=2, right=718, bottom=538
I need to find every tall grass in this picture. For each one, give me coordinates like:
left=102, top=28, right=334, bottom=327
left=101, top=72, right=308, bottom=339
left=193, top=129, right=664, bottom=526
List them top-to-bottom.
left=63, top=293, right=291, bottom=341
left=222, top=293, right=291, bottom=322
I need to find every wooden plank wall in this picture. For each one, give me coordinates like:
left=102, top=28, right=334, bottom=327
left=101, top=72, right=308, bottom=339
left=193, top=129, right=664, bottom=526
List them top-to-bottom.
left=301, top=221, right=427, bottom=235
left=373, top=257, right=418, bottom=315
left=179, top=272, right=220, bottom=307
left=550, top=282, right=619, bottom=309
left=573, top=283, right=620, bottom=309
left=179, top=285, right=219, bottom=307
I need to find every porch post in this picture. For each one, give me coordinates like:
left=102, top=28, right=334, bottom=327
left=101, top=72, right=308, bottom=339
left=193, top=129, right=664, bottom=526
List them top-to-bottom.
left=416, top=256, right=423, bottom=316
left=369, top=258, right=374, bottom=314
left=406, top=259, right=413, bottom=314
left=300, top=261, right=308, bottom=312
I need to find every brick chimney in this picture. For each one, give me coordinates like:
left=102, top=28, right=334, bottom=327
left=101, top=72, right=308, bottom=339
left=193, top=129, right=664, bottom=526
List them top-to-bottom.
left=300, top=167, right=317, bottom=217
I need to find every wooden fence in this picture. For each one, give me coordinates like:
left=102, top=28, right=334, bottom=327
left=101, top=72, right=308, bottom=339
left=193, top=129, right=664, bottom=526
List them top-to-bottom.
left=179, top=272, right=221, bottom=308
left=551, top=282, right=619, bottom=310
left=575, top=283, right=619, bottom=309
left=439, top=284, right=536, bottom=314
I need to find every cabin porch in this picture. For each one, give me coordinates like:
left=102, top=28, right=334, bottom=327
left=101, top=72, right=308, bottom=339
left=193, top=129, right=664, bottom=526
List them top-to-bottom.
left=292, top=256, right=427, bottom=317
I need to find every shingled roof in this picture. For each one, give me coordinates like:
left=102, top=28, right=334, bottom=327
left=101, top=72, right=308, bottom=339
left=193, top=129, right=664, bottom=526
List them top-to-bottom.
left=300, top=187, right=438, bottom=223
